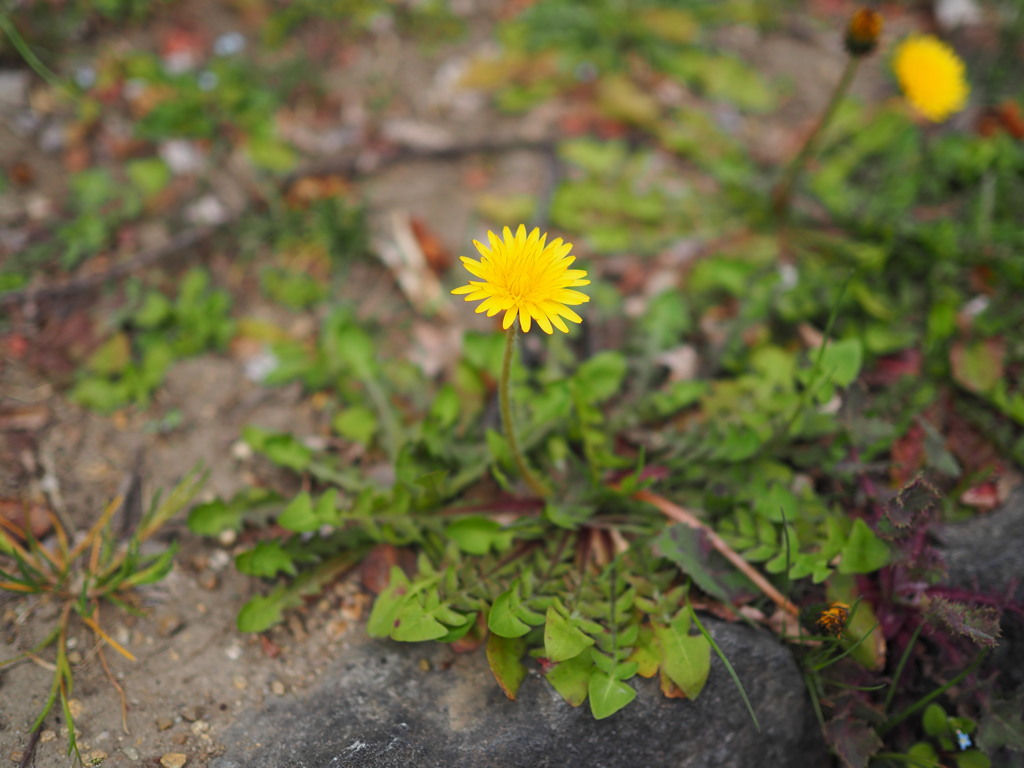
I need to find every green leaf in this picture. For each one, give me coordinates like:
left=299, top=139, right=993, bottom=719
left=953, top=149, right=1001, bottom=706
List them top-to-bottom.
left=245, top=134, right=297, bottom=172
left=126, top=157, right=170, bottom=198
left=134, top=291, right=173, bottom=329
left=86, top=333, right=132, bottom=375
left=816, top=338, right=863, bottom=388
left=950, top=339, right=1004, bottom=395
left=573, top=350, right=627, bottom=403
left=70, top=377, right=131, bottom=413
left=332, top=406, right=378, bottom=445
left=242, top=426, right=313, bottom=472
left=187, top=488, right=278, bottom=535
left=277, top=492, right=318, bottom=533
left=445, top=516, right=505, bottom=556
left=838, top=519, right=889, bottom=574
left=656, top=524, right=739, bottom=605
left=235, top=540, right=297, bottom=578
left=119, top=543, right=178, bottom=588
left=367, top=566, right=412, bottom=638
left=826, top=575, right=886, bottom=671
left=488, top=584, right=532, bottom=638
left=237, top=586, right=297, bottom=633
left=392, top=597, right=449, bottom=642
left=544, top=605, right=595, bottom=662
left=653, top=613, right=711, bottom=699
left=628, top=624, right=661, bottom=678
left=486, top=633, right=527, bottom=700
left=545, top=650, right=592, bottom=707
left=588, top=669, right=637, bottom=719
left=923, top=703, right=949, bottom=737
left=906, top=742, right=939, bottom=768
left=955, top=752, right=990, bottom=768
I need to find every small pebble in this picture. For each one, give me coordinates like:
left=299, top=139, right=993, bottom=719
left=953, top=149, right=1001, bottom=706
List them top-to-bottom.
left=213, top=31, right=246, bottom=56
left=208, top=550, right=231, bottom=571
left=198, top=573, right=218, bottom=590
left=156, top=613, right=184, bottom=637
left=288, top=615, right=308, bottom=641
left=224, top=643, right=243, bottom=661
left=418, top=658, right=432, bottom=672
left=233, top=675, right=248, bottom=690
left=271, top=680, right=286, bottom=696
left=67, top=699, right=84, bottom=718
left=181, top=706, right=202, bottom=722
left=156, top=717, right=174, bottom=731
left=190, top=720, right=210, bottom=736
left=39, top=730, right=56, bottom=743
left=172, top=733, right=188, bottom=745
left=122, top=746, right=139, bottom=760
left=85, top=749, right=107, bottom=764
left=9, top=752, right=23, bottom=763
left=160, top=754, right=187, bottom=768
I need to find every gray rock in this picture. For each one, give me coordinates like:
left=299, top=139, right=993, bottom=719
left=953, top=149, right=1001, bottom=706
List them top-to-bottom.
left=0, top=70, right=30, bottom=109
left=936, top=487, right=1024, bottom=690
left=213, top=619, right=826, bottom=768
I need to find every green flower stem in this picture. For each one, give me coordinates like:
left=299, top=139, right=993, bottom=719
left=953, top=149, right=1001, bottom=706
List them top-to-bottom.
left=0, top=15, right=70, bottom=92
left=773, top=55, right=861, bottom=220
left=499, top=326, right=549, bottom=498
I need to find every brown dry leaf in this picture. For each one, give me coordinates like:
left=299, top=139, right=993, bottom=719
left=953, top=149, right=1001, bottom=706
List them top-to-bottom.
left=285, top=175, right=351, bottom=208
left=373, top=211, right=453, bottom=320
left=409, top=216, right=452, bottom=274
left=950, top=338, right=1005, bottom=395
left=0, top=403, right=50, bottom=432
left=0, top=499, right=53, bottom=539
left=360, top=544, right=400, bottom=595
left=659, top=669, right=687, bottom=699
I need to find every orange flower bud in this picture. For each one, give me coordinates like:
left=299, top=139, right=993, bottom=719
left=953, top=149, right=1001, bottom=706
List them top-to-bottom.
left=845, top=8, right=883, bottom=57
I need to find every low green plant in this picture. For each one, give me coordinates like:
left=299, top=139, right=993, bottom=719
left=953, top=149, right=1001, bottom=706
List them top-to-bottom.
left=71, top=268, right=235, bottom=413
left=1, top=470, right=204, bottom=764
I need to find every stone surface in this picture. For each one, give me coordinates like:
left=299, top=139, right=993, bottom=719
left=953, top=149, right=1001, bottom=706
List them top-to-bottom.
left=936, top=487, right=1024, bottom=691
left=212, top=619, right=827, bottom=768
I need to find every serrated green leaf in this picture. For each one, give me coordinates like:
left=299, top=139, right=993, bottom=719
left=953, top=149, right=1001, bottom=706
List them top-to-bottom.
left=573, top=351, right=627, bottom=404
left=332, top=406, right=378, bottom=445
left=242, top=426, right=312, bottom=472
left=277, top=492, right=318, bottom=533
left=446, top=516, right=504, bottom=556
left=235, top=540, right=297, bottom=578
left=237, top=586, right=297, bottom=633
left=588, top=669, right=636, bottom=719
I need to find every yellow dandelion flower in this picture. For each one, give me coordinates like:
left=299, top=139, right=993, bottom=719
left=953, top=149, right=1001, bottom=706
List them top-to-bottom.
left=893, top=35, right=969, bottom=122
left=452, top=225, right=590, bottom=334
left=816, top=602, right=851, bottom=638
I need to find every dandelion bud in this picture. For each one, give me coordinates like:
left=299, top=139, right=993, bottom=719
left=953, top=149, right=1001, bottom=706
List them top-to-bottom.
left=845, top=8, right=883, bottom=57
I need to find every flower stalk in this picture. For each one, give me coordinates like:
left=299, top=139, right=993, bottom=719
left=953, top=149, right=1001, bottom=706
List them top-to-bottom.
left=773, top=55, right=860, bottom=220
left=498, top=326, right=550, bottom=498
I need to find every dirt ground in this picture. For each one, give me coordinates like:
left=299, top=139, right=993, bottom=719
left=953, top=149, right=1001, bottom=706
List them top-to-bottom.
left=0, top=1, right=933, bottom=765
